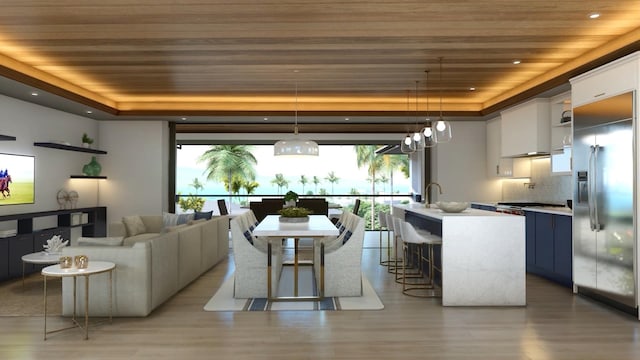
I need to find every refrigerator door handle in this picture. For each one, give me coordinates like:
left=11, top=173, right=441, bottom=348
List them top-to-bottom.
left=588, top=145, right=596, bottom=231
left=592, top=145, right=602, bottom=231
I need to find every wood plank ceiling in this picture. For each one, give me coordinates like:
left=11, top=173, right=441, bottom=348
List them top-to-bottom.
left=0, top=0, right=639, bottom=123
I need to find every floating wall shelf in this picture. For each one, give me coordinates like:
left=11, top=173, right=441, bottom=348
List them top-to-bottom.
left=0, top=135, right=16, bottom=141
left=34, top=142, right=107, bottom=154
left=70, top=175, right=107, bottom=179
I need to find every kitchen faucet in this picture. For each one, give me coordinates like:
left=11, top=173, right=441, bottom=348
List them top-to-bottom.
left=425, top=182, right=443, bottom=205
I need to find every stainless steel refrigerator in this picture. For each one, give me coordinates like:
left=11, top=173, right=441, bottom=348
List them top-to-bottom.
left=573, top=91, right=637, bottom=312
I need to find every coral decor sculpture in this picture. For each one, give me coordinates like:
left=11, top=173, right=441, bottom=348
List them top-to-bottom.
left=43, top=235, right=68, bottom=254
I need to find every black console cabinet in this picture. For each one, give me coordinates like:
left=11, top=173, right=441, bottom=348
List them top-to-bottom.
left=0, top=207, right=106, bottom=281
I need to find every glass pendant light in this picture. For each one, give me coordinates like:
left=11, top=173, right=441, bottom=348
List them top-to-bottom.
left=434, top=57, right=452, bottom=143
left=420, top=70, right=436, bottom=148
left=274, top=78, right=319, bottom=156
left=400, top=90, right=416, bottom=153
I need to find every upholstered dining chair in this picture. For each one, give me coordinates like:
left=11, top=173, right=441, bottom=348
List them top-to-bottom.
left=230, top=217, right=282, bottom=298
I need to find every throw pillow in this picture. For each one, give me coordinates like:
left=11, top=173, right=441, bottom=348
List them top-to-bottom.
left=194, top=210, right=213, bottom=220
left=163, top=212, right=179, bottom=228
left=176, top=213, right=194, bottom=225
left=123, top=215, right=146, bottom=237
left=77, top=236, right=124, bottom=246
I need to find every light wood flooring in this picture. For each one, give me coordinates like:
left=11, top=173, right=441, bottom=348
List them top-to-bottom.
left=1, top=232, right=640, bottom=360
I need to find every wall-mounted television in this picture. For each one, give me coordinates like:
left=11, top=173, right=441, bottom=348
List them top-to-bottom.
left=0, top=153, right=35, bottom=205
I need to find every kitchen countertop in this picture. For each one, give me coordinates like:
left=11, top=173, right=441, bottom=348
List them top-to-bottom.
left=397, top=203, right=509, bottom=220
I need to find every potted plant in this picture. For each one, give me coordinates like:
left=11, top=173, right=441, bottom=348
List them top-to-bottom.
left=82, top=133, right=94, bottom=148
left=283, top=190, right=299, bottom=208
left=278, top=206, right=312, bottom=222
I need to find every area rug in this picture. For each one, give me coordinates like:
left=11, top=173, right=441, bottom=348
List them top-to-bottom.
left=204, top=267, right=384, bottom=311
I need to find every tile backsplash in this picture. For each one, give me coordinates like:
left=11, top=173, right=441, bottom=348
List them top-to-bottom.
left=501, top=158, right=571, bottom=205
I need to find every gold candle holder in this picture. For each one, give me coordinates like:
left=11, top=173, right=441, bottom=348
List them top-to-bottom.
left=74, top=255, right=89, bottom=269
left=59, top=256, right=73, bottom=269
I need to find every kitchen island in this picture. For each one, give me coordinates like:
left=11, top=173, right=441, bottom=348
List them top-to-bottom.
left=393, top=203, right=526, bottom=306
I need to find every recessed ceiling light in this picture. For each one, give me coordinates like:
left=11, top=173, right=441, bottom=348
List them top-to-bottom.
left=589, top=12, right=600, bottom=19
left=512, top=60, right=521, bottom=65
left=469, top=87, right=476, bottom=91
left=30, top=92, right=38, bottom=96
left=86, top=110, right=93, bottom=114
left=180, top=117, right=187, bottom=121
left=263, top=117, right=269, bottom=121
left=344, top=117, right=350, bottom=121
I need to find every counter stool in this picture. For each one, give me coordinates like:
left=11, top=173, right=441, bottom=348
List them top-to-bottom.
left=378, top=211, right=393, bottom=267
left=384, top=213, right=403, bottom=275
left=392, top=216, right=422, bottom=284
left=400, top=220, right=442, bottom=297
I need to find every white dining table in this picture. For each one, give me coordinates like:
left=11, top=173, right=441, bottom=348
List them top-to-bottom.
left=252, top=215, right=339, bottom=301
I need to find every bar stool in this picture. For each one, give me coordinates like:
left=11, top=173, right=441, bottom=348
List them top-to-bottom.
left=377, top=211, right=393, bottom=267
left=384, top=213, right=403, bottom=275
left=392, top=216, right=422, bottom=283
left=400, top=220, right=442, bottom=297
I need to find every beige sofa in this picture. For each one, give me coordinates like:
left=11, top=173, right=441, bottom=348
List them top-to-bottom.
left=61, top=215, right=229, bottom=317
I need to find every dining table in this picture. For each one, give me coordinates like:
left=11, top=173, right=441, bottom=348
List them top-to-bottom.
left=252, top=215, right=339, bottom=301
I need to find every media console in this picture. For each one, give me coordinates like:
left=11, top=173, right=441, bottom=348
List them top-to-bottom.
left=0, top=207, right=106, bottom=281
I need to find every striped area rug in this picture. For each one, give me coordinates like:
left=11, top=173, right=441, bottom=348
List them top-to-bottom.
left=204, top=267, right=383, bottom=312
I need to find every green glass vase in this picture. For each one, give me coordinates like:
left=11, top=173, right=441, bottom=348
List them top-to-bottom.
left=82, top=156, right=102, bottom=176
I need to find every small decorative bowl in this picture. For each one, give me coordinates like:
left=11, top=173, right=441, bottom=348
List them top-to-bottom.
left=435, top=201, right=470, bottom=213
left=74, top=255, right=89, bottom=269
left=59, top=256, right=73, bottom=269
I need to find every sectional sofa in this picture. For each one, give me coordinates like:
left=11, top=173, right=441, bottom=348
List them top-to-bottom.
left=61, top=214, right=229, bottom=317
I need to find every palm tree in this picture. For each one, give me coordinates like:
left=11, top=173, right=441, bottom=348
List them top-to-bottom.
left=199, top=145, right=257, bottom=209
left=355, top=145, right=385, bottom=229
left=381, top=154, right=409, bottom=202
left=325, top=171, right=340, bottom=194
left=271, top=173, right=289, bottom=194
left=378, top=174, right=389, bottom=193
left=299, top=175, right=308, bottom=193
left=312, top=176, right=321, bottom=194
left=190, top=178, right=204, bottom=194
left=242, top=180, right=260, bottom=204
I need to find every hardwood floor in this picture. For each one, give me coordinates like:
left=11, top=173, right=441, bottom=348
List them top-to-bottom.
left=1, top=233, right=639, bottom=359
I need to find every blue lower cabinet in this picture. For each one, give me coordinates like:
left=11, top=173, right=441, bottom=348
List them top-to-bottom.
left=525, top=211, right=572, bottom=287
left=553, top=215, right=572, bottom=282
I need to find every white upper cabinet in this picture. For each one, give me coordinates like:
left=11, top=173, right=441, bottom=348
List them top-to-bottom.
left=570, top=52, right=639, bottom=107
left=500, top=98, right=550, bottom=157
left=486, top=116, right=531, bottom=178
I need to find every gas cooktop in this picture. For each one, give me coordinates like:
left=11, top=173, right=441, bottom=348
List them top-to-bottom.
left=497, top=202, right=565, bottom=208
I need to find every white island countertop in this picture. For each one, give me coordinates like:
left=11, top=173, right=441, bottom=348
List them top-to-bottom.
left=393, top=203, right=526, bottom=307
left=397, top=203, right=511, bottom=220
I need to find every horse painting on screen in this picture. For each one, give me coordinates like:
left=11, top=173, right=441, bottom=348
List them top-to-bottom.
left=0, top=153, right=35, bottom=205
left=0, top=172, right=11, bottom=198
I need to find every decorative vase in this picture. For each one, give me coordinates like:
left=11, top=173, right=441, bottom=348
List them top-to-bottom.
left=82, top=142, right=90, bottom=148
left=82, top=156, right=102, bottom=176
left=284, top=200, right=296, bottom=208
left=74, top=255, right=89, bottom=269
left=59, top=256, right=73, bottom=269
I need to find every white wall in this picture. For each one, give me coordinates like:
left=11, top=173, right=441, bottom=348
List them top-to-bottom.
left=0, top=95, right=100, bottom=224
left=98, top=120, right=169, bottom=226
left=431, top=121, right=502, bottom=202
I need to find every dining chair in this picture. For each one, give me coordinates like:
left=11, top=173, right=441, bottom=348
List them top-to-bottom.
left=217, top=199, right=229, bottom=215
left=352, top=199, right=361, bottom=216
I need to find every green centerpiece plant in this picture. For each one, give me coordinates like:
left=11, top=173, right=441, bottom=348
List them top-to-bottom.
left=278, top=206, right=312, bottom=222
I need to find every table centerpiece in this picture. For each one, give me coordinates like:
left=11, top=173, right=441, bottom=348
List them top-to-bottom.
left=278, top=206, right=312, bottom=222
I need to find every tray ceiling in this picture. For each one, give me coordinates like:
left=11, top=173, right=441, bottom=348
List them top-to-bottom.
left=0, top=0, right=639, bottom=122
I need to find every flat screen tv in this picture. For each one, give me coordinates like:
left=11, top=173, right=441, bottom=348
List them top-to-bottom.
left=0, top=153, right=35, bottom=205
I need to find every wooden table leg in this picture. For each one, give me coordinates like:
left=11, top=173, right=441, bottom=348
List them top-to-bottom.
left=294, top=238, right=299, bottom=297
